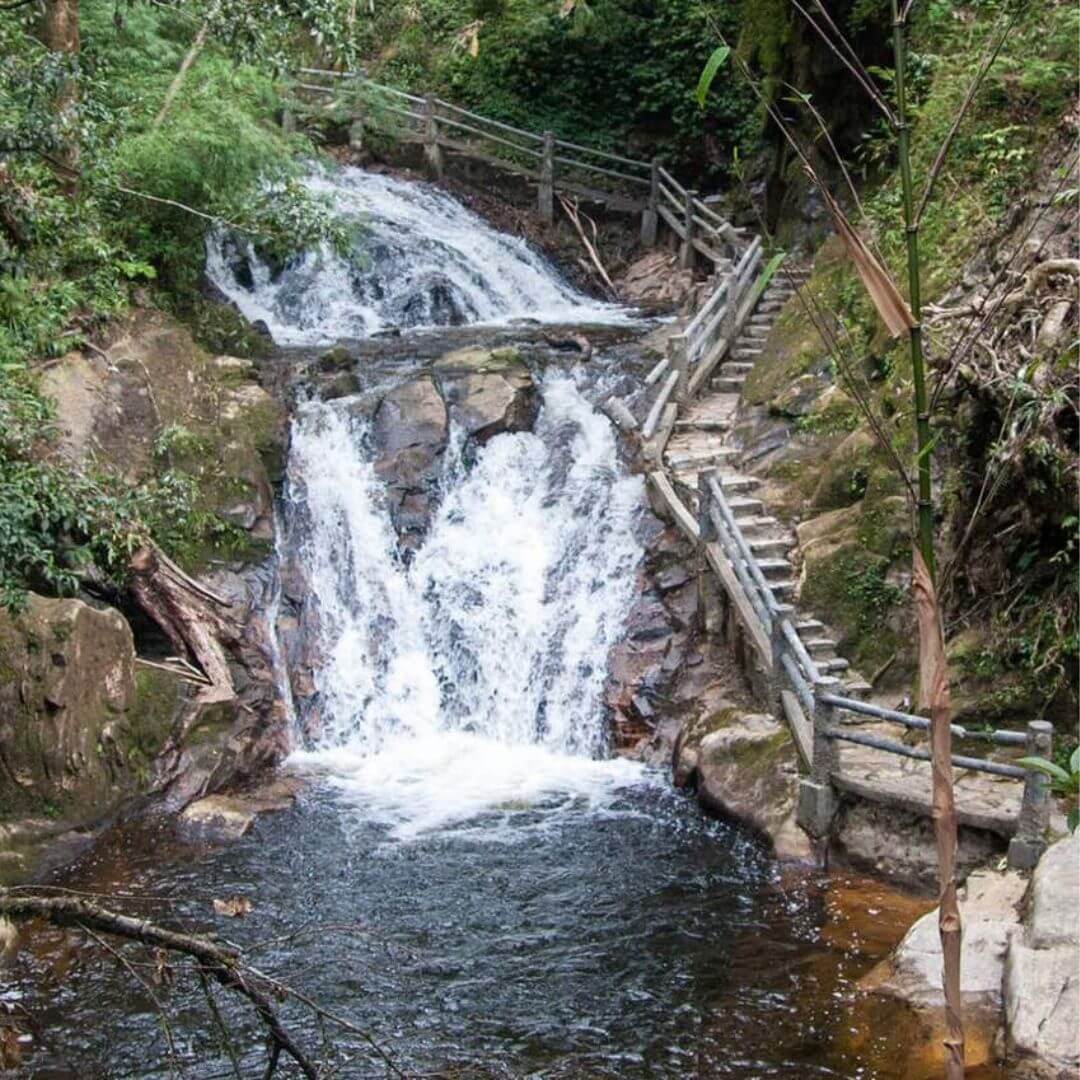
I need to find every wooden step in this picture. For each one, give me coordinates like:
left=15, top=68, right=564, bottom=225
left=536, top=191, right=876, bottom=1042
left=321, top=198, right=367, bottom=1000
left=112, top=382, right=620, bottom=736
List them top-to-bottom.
left=731, top=347, right=764, bottom=360
left=726, top=362, right=755, bottom=375
left=711, top=376, right=746, bottom=393
left=674, top=418, right=730, bottom=433
left=664, top=447, right=737, bottom=470
left=717, top=473, right=761, bottom=494
left=727, top=495, right=765, bottom=517
left=749, top=536, right=792, bottom=558
left=757, top=557, right=793, bottom=580
left=771, top=579, right=797, bottom=599
left=795, top=618, right=825, bottom=634
left=804, top=637, right=838, bottom=658
left=821, top=656, right=851, bottom=674
left=843, top=678, right=873, bottom=699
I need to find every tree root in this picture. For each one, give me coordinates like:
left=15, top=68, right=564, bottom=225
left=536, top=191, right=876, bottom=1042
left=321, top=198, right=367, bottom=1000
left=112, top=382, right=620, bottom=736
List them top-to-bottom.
left=128, top=542, right=239, bottom=704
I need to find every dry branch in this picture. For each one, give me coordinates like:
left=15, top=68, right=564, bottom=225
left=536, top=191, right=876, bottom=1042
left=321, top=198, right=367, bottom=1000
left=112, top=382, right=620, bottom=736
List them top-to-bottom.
left=558, top=194, right=618, bottom=298
left=128, top=542, right=237, bottom=703
left=0, top=891, right=318, bottom=1078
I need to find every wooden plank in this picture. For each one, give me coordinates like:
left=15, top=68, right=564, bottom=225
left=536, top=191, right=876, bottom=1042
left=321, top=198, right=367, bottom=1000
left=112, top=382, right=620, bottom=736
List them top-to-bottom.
left=437, top=114, right=543, bottom=156
left=441, top=141, right=540, bottom=180
left=553, top=154, right=650, bottom=187
left=657, top=203, right=685, bottom=239
left=687, top=334, right=730, bottom=398
left=644, top=356, right=669, bottom=386
left=642, top=369, right=679, bottom=438
left=645, top=402, right=678, bottom=463
left=647, top=471, right=700, bottom=542
left=703, top=540, right=772, bottom=667
left=782, top=689, right=813, bottom=771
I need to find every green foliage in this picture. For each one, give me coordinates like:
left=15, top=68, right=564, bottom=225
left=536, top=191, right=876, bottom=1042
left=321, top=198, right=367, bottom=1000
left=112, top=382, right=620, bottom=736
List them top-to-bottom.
left=0, top=0, right=333, bottom=610
left=355, top=0, right=756, bottom=180
left=0, top=450, right=245, bottom=613
left=1017, top=747, right=1080, bottom=832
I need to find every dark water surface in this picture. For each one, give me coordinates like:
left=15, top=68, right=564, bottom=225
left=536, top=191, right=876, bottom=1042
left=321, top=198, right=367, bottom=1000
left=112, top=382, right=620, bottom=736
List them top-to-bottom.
left=6, top=776, right=951, bottom=1079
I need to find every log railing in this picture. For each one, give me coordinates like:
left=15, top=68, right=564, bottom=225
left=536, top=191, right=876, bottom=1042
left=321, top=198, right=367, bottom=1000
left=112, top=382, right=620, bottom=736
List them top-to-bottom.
left=287, top=69, right=740, bottom=267
left=633, top=236, right=768, bottom=457
left=695, top=461, right=1053, bottom=869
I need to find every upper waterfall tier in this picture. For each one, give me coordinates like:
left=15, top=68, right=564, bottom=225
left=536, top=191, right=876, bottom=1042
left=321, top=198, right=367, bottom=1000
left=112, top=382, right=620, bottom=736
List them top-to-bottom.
left=205, top=167, right=627, bottom=345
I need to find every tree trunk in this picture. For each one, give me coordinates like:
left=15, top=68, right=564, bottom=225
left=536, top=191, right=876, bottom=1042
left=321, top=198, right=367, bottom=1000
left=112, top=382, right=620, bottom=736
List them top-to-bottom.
left=40, top=0, right=81, bottom=194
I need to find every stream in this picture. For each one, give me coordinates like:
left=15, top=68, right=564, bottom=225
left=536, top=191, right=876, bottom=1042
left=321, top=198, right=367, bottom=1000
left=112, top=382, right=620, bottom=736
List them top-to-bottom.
left=9, top=169, right=940, bottom=1078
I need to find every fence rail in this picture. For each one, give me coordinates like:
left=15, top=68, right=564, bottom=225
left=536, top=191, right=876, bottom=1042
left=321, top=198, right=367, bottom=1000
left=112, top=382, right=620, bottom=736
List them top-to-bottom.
left=286, top=70, right=738, bottom=266
left=598, top=237, right=1056, bottom=867
left=694, top=441, right=1053, bottom=868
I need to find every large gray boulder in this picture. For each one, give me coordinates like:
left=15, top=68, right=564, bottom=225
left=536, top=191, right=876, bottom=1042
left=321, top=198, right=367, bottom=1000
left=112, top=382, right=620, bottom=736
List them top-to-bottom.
left=371, top=375, right=448, bottom=543
left=673, top=706, right=811, bottom=861
left=1003, top=832, right=1080, bottom=1077
left=861, top=866, right=1026, bottom=1072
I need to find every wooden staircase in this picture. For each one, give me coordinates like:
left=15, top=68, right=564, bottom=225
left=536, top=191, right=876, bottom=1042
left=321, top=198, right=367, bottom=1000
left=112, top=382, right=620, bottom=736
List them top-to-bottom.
left=661, top=265, right=873, bottom=698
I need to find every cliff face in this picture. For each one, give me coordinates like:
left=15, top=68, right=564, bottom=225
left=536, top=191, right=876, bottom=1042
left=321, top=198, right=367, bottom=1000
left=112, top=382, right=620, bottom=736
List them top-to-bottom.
left=0, top=308, right=290, bottom=880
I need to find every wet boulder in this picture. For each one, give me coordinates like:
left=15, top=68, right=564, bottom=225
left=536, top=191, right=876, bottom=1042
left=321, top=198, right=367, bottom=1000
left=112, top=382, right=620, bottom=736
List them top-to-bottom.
left=437, top=346, right=538, bottom=445
left=371, top=375, right=449, bottom=543
left=672, top=706, right=811, bottom=861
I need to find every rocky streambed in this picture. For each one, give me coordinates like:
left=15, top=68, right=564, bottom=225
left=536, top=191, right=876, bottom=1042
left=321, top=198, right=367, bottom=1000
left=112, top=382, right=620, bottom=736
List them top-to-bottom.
left=2, top=166, right=1074, bottom=1079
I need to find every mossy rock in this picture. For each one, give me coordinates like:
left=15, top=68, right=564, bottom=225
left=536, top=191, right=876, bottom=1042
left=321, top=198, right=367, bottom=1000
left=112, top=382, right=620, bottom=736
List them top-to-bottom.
left=435, top=345, right=524, bottom=372
left=800, top=539, right=908, bottom=676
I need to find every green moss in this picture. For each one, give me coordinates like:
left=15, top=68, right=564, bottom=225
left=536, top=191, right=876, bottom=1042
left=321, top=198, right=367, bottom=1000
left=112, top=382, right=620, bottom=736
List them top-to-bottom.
left=801, top=544, right=905, bottom=673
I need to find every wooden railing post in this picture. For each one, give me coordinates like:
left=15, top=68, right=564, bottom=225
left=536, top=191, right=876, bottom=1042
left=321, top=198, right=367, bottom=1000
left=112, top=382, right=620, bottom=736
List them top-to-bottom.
left=423, top=94, right=443, bottom=179
left=282, top=109, right=296, bottom=135
left=348, top=117, right=364, bottom=150
left=539, top=131, right=555, bottom=223
left=641, top=158, right=660, bottom=246
left=680, top=189, right=697, bottom=270
left=669, top=334, right=689, bottom=403
left=696, top=469, right=718, bottom=633
left=797, top=677, right=841, bottom=840
left=1008, top=720, right=1054, bottom=869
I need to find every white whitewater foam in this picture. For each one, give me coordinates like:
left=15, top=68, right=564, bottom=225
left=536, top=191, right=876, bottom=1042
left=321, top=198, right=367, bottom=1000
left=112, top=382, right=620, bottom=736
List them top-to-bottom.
left=205, top=167, right=628, bottom=344
left=286, top=375, right=649, bottom=838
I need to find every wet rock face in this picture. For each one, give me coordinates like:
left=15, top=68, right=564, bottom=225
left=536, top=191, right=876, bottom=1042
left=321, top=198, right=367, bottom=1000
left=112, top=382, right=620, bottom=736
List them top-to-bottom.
left=371, top=375, right=449, bottom=544
left=0, top=596, right=163, bottom=827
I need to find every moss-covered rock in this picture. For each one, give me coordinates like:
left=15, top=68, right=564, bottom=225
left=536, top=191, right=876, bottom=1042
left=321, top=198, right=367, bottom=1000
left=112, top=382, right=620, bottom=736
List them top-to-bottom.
left=41, top=309, right=286, bottom=573
left=0, top=595, right=176, bottom=826
left=673, top=705, right=811, bottom=860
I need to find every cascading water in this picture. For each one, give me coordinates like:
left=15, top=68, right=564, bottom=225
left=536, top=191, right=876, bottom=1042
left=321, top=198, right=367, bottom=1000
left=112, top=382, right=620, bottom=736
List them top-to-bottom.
left=205, top=168, right=626, bottom=344
left=285, top=374, right=648, bottom=838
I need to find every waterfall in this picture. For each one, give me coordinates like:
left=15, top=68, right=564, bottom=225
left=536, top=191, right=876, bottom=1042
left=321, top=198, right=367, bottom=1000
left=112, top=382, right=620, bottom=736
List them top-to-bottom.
left=205, top=168, right=626, bottom=345
left=285, top=375, right=648, bottom=838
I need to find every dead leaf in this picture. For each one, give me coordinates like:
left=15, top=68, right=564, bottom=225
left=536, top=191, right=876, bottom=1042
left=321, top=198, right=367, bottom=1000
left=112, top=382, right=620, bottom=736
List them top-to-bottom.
left=812, top=168, right=915, bottom=339
left=212, top=895, right=253, bottom=919
left=0, top=1027, right=22, bottom=1069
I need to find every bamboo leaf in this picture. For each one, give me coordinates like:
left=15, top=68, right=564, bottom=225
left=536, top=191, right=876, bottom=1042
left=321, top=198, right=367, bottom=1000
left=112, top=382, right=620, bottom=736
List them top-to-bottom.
left=696, top=46, right=731, bottom=108
left=1070, top=745, right=1079, bottom=775
left=1016, top=757, right=1071, bottom=784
